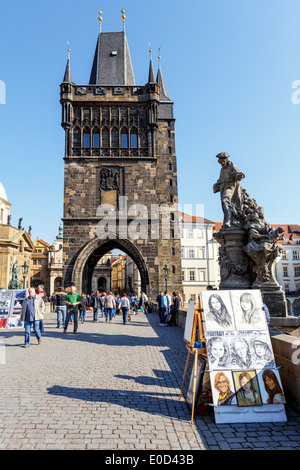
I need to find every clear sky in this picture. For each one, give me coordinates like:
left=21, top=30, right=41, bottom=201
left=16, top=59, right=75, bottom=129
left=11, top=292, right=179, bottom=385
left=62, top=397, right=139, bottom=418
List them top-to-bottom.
left=0, top=0, right=299, bottom=243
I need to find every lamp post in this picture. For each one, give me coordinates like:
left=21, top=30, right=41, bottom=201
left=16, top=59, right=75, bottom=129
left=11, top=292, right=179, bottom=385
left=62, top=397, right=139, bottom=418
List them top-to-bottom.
left=21, top=261, right=29, bottom=289
left=163, top=264, right=169, bottom=292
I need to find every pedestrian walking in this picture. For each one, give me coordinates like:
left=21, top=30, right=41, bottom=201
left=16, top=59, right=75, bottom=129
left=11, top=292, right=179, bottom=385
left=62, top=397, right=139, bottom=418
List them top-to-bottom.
left=36, top=284, right=46, bottom=334
left=64, top=286, right=81, bottom=334
left=21, top=287, right=45, bottom=347
left=55, top=287, right=67, bottom=328
left=93, top=290, right=102, bottom=322
left=141, top=291, right=149, bottom=314
left=156, top=291, right=163, bottom=322
left=160, top=291, right=169, bottom=326
left=100, top=292, right=106, bottom=318
left=104, top=292, right=116, bottom=322
left=120, top=292, right=130, bottom=324
left=167, top=292, right=179, bottom=326
left=50, top=293, right=56, bottom=312
left=79, top=293, right=88, bottom=324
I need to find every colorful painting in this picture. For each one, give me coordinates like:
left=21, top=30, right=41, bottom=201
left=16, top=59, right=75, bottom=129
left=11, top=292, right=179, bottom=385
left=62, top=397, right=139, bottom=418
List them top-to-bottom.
left=233, top=370, right=262, bottom=407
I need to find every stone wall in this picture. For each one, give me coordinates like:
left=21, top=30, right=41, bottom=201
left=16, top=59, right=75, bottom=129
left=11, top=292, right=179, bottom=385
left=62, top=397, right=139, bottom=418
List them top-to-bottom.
left=271, top=334, right=300, bottom=412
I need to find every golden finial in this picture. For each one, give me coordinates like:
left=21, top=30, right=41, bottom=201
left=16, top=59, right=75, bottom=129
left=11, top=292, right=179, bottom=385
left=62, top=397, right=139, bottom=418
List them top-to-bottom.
left=121, top=9, right=126, bottom=31
left=98, top=10, right=103, bottom=32
left=67, top=41, right=70, bottom=59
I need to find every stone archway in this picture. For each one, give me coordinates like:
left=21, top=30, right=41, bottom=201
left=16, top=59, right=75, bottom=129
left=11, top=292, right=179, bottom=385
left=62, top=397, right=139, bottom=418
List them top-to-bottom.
left=70, top=234, right=149, bottom=295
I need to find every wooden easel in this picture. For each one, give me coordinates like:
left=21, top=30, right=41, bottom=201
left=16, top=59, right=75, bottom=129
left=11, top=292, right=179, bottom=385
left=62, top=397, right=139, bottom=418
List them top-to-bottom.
left=180, top=296, right=207, bottom=423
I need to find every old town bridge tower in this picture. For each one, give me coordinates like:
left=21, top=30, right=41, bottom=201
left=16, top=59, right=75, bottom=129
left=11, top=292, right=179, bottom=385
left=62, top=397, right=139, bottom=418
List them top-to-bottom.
left=60, top=16, right=182, bottom=299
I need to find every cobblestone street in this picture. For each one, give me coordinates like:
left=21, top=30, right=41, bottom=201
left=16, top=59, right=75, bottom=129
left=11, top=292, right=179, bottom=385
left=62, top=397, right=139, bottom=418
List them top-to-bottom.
left=0, top=306, right=299, bottom=451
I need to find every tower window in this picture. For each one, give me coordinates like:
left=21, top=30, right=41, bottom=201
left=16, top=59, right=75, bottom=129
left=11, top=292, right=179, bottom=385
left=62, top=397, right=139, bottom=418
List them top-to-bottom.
left=102, top=127, right=109, bottom=148
left=111, top=127, right=119, bottom=148
left=73, top=128, right=81, bottom=147
left=83, top=129, right=90, bottom=148
left=121, top=130, right=128, bottom=148
left=130, top=130, right=138, bottom=148
left=93, top=131, right=100, bottom=148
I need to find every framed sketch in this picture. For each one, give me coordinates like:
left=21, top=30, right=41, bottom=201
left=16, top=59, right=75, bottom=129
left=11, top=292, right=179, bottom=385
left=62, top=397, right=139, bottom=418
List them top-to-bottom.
left=201, top=290, right=235, bottom=332
left=231, top=290, right=267, bottom=331
left=206, top=335, right=231, bottom=370
left=250, top=335, right=275, bottom=369
left=230, top=336, right=253, bottom=369
left=257, top=368, right=286, bottom=405
left=210, top=370, right=237, bottom=407
left=232, top=370, right=262, bottom=407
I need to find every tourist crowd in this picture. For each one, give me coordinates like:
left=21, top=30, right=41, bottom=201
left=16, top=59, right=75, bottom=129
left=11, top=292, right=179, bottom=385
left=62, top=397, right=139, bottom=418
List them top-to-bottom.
left=21, top=284, right=184, bottom=346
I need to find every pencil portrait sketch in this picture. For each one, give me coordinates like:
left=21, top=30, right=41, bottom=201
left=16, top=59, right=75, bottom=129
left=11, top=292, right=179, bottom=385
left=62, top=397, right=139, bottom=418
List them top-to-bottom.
left=206, top=336, right=231, bottom=369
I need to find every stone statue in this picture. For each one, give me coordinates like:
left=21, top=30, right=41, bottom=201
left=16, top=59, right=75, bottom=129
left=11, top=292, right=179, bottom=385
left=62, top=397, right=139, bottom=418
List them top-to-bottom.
left=213, top=152, right=287, bottom=316
left=213, top=152, right=245, bottom=228
left=243, top=206, right=285, bottom=283
left=7, top=214, right=11, bottom=225
left=18, top=217, right=23, bottom=230
left=8, top=261, right=22, bottom=289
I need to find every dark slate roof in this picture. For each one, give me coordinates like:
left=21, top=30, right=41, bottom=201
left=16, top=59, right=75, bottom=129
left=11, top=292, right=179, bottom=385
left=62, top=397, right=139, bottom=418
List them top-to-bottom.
left=89, top=31, right=135, bottom=85
left=148, top=57, right=156, bottom=84
left=63, top=58, right=72, bottom=83
left=156, top=62, right=171, bottom=102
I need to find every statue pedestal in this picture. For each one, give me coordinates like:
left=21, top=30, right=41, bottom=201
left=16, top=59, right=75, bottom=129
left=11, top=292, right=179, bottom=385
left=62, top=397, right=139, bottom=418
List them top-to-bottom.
left=214, top=228, right=253, bottom=290
left=214, top=229, right=288, bottom=317
left=253, top=279, right=287, bottom=318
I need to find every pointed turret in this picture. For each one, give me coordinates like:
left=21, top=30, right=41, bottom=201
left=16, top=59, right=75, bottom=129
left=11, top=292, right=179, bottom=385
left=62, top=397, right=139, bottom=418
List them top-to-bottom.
left=63, top=44, right=72, bottom=83
left=147, top=47, right=156, bottom=84
left=156, top=55, right=171, bottom=102
left=63, top=58, right=72, bottom=83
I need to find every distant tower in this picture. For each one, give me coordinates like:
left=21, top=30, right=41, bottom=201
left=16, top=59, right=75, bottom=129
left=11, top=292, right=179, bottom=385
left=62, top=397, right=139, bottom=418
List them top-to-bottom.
left=60, top=12, right=182, bottom=297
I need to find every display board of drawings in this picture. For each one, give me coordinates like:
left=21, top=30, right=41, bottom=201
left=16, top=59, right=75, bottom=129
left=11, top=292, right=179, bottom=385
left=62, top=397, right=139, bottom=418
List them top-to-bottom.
left=0, top=289, right=27, bottom=329
left=200, top=289, right=287, bottom=423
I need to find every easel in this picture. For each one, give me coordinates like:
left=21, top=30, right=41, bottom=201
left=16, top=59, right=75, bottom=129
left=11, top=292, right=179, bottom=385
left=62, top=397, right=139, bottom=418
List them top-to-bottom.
left=180, top=296, right=207, bottom=423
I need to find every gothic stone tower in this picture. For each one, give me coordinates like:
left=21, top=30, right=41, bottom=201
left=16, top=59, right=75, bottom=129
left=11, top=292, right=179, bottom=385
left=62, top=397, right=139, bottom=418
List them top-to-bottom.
left=60, top=23, right=182, bottom=299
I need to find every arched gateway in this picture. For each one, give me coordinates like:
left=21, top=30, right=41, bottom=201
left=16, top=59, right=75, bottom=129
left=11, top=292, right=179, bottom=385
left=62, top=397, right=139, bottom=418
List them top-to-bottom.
left=60, top=18, right=182, bottom=300
left=71, top=235, right=149, bottom=295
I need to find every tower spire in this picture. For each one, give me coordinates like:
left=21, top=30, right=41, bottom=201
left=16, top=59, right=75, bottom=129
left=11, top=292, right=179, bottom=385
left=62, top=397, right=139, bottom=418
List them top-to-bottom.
left=63, top=41, right=72, bottom=83
left=147, top=43, right=156, bottom=84
left=156, top=50, right=171, bottom=101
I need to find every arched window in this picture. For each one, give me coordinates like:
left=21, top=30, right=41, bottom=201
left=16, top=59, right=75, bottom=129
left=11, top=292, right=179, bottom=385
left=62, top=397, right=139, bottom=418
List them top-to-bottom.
left=73, top=127, right=81, bottom=147
left=92, top=127, right=100, bottom=148
left=102, top=127, right=109, bottom=148
left=111, top=127, right=119, bottom=148
left=83, top=128, right=90, bottom=148
left=121, top=128, right=128, bottom=148
left=130, top=128, right=138, bottom=148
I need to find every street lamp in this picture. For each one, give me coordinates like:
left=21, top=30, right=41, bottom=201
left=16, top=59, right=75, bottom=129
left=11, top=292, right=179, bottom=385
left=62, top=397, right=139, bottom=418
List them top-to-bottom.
left=21, top=261, right=29, bottom=289
left=163, top=264, right=169, bottom=292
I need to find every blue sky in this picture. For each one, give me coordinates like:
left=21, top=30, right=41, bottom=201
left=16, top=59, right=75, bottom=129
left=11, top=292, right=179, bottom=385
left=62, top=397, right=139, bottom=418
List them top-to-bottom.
left=0, top=0, right=299, bottom=243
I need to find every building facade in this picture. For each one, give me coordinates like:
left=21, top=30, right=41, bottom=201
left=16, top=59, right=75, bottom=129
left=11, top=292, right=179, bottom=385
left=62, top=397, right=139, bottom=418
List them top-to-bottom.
left=60, top=18, right=182, bottom=299
left=0, top=182, right=34, bottom=289
left=180, top=213, right=220, bottom=305
left=274, top=224, right=300, bottom=315
left=30, top=238, right=52, bottom=291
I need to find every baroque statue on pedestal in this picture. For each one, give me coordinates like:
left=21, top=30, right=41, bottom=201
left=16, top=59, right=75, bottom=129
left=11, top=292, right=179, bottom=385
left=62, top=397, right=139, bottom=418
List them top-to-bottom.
left=213, top=152, right=285, bottom=291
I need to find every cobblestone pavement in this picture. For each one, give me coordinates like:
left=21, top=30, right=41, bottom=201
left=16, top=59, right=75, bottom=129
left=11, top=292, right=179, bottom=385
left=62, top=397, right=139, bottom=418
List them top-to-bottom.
left=0, top=306, right=299, bottom=450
